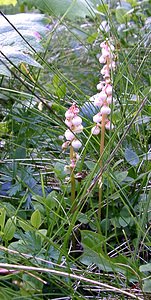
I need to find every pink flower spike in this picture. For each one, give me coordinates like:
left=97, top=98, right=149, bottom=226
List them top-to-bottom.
left=101, top=105, right=111, bottom=115
left=91, top=125, right=100, bottom=135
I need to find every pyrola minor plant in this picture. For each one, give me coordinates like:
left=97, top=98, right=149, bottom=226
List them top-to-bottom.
left=91, top=40, right=116, bottom=218
left=62, top=103, right=83, bottom=210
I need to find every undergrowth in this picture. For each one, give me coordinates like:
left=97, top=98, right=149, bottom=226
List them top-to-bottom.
left=0, top=0, right=151, bottom=299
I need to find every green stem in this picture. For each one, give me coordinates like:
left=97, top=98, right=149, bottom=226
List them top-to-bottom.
left=98, top=114, right=106, bottom=219
left=70, top=146, right=76, bottom=212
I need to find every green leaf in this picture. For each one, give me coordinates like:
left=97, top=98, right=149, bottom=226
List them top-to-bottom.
left=28, top=0, right=97, bottom=20
left=115, top=6, right=131, bottom=24
left=0, top=13, right=48, bottom=77
left=124, top=148, right=139, bottom=166
left=114, top=171, right=128, bottom=183
left=45, top=191, right=58, bottom=209
left=0, top=208, right=6, bottom=230
left=31, top=209, right=41, bottom=229
left=3, top=217, right=16, bottom=241
left=18, top=220, right=32, bottom=232
left=140, top=263, right=151, bottom=272
left=142, top=280, right=151, bottom=293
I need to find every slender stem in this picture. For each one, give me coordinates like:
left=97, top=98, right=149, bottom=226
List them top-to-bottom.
left=98, top=114, right=106, bottom=219
left=70, top=146, right=76, bottom=211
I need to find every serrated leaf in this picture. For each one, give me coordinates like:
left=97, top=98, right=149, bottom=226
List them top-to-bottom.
left=124, top=148, right=139, bottom=166
left=31, top=209, right=41, bottom=229
left=3, top=217, right=16, bottom=241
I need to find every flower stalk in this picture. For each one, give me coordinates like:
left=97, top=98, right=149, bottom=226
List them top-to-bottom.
left=91, top=40, right=115, bottom=219
left=62, top=103, right=83, bottom=212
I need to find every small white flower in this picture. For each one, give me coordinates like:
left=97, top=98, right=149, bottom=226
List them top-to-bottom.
left=97, top=81, right=105, bottom=90
left=105, top=121, right=114, bottom=130
left=73, top=124, right=83, bottom=133
left=91, top=125, right=100, bottom=135
left=65, top=129, right=74, bottom=141
left=71, top=139, right=82, bottom=149
left=62, top=141, right=70, bottom=149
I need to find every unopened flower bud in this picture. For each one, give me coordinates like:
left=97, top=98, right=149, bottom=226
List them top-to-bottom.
left=99, top=55, right=106, bottom=64
left=106, top=85, right=112, bottom=95
left=98, top=91, right=107, bottom=101
left=106, top=96, right=112, bottom=104
left=101, top=105, right=111, bottom=115
left=65, top=110, right=74, bottom=119
left=93, top=113, right=102, bottom=123
left=72, top=116, right=82, bottom=126
left=65, top=119, right=72, bottom=127
left=71, top=139, right=82, bottom=149
left=62, top=141, right=70, bottom=149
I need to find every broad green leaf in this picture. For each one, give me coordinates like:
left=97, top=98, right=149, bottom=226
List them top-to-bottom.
left=0, top=0, right=17, bottom=5
left=27, top=0, right=97, bottom=20
left=115, top=6, right=131, bottom=24
left=0, top=13, right=48, bottom=77
left=124, top=148, right=139, bottom=166
left=114, top=171, right=128, bottom=183
left=45, top=191, right=58, bottom=209
left=31, top=209, right=41, bottom=229
left=3, top=217, right=16, bottom=241
left=18, top=220, right=32, bottom=232
left=80, top=230, right=138, bottom=279
left=140, top=263, right=151, bottom=272
left=142, top=280, right=151, bottom=293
